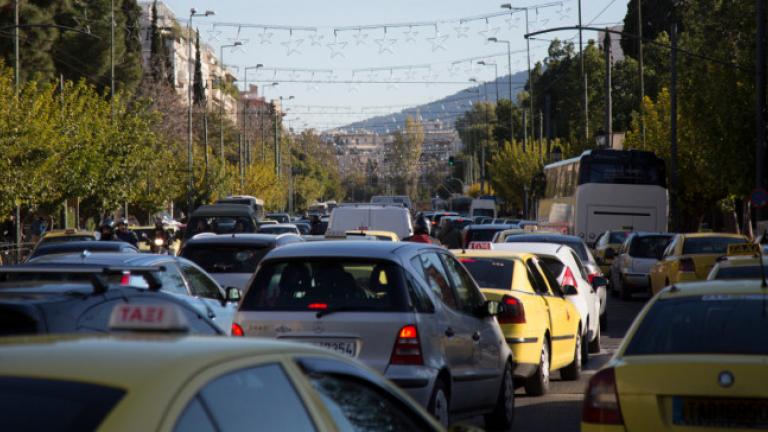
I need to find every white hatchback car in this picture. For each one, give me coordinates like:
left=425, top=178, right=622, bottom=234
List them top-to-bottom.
left=492, top=242, right=603, bottom=355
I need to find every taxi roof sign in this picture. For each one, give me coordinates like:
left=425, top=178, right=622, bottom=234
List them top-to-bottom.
left=726, top=243, right=761, bottom=257
left=109, top=303, right=188, bottom=332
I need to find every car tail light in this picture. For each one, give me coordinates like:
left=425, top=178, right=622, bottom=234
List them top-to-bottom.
left=458, top=257, right=477, bottom=263
left=680, top=258, right=695, bottom=272
left=562, top=266, right=578, bottom=289
left=119, top=271, right=131, bottom=286
left=587, top=273, right=598, bottom=284
left=498, top=295, right=526, bottom=324
left=308, top=303, right=328, bottom=310
left=231, top=322, right=245, bottom=337
left=390, top=324, right=423, bottom=365
left=582, top=368, right=624, bottom=425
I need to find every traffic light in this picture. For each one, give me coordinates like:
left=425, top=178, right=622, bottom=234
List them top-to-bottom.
left=448, top=156, right=455, bottom=167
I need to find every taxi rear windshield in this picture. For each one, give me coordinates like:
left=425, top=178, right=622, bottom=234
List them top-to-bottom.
left=682, top=237, right=747, bottom=255
left=181, top=245, right=271, bottom=273
left=458, top=257, right=513, bottom=290
left=240, top=259, right=408, bottom=312
left=713, top=266, right=764, bottom=280
left=624, top=296, right=768, bottom=356
left=0, top=377, right=124, bottom=431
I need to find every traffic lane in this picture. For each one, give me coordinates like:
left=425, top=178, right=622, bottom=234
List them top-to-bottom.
left=463, top=296, right=646, bottom=432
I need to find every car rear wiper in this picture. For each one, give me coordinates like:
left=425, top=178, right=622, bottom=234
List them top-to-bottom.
left=315, top=305, right=378, bottom=319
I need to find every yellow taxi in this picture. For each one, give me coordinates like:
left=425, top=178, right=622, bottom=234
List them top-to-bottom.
left=37, top=228, right=95, bottom=245
left=344, top=230, right=400, bottom=241
left=592, top=230, right=630, bottom=275
left=649, top=232, right=748, bottom=294
left=707, top=243, right=768, bottom=280
left=453, top=249, right=583, bottom=396
left=582, top=279, right=768, bottom=431
left=0, top=303, right=443, bottom=432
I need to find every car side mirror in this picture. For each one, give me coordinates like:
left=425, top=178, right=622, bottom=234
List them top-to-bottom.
left=604, top=248, right=616, bottom=260
left=591, top=276, right=608, bottom=289
left=563, top=284, right=578, bottom=296
left=225, top=286, right=242, bottom=303
left=477, top=300, right=499, bottom=318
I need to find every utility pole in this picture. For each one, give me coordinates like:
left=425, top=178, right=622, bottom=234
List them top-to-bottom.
left=14, top=0, right=20, bottom=259
left=578, top=0, right=589, bottom=140
left=638, top=0, right=646, bottom=147
left=756, top=0, right=766, bottom=223
left=524, top=8, right=534, bottom=148
left=187, top=9, right=213, bottom=216
left=670, top=22, right=679, bottom=232
left=604, top=29, right=613, bottom=149
left=488, top=38, right=515, bottom=145
left=545, top=94, right=552, bottom=161
left=274, top=102, right=280, bottom=176
left=538, top=109, right=544, bottom=163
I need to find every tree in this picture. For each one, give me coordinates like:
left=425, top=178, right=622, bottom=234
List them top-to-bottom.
left=149, top=0, right=168, bottom=84
left=621, top=0, right=680, bottom=59
left=193, top=29, right=205, bottom=105
left=385, top=116, right=424, bottom=196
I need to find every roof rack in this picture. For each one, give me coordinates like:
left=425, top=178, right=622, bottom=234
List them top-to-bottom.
left=0, top=265, right=165, bottom=294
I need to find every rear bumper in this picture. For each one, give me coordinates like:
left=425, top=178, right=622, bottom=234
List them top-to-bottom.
left=623, top=273, right=650, bottom=290
left=384, top=365, right=439, bottom=408
left=581, top=422, right=625, bottom=432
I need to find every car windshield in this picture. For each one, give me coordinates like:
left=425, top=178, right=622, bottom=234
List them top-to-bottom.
left=473, top=209, right=494, bottom=217
left=186, top=216, right=255, bottom=238
left=466, top=229, right=502, bottom=243
left=608, top=232, right=628, bottom=244
left=629, top=235, right=671, bottom=258
left=682, top=237, right=746, bottom=254
left=181, top=245, right=271, bottom=273
left=457, top=257, right=513, bottom=289
left=240, top=260, right=408, bottom=312
left=713, top=265, right=766, bottom=280
left=624, top=295, right=768, bottom=355
left=0, top=377, right=125, bottom=432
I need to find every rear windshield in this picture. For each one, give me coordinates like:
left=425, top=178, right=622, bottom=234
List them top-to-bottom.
left=472, top=209, right=495, bottom=217
left=186, top=216, right=255, bottom=238
left=258, top=226, right=296, bottom=234
left=466, top=229, right=501, bottom=243
left=609, top=232, right=628, bottom=244
left=505, top=236, right=590, bottom=262
left=629, top=236, right=671, bottom=258
left=682, top=237, right=746, bottom=255
left=181, top=245, right=271, bottom=273
left=539, top=256, right=566, bottom=280
left=457, top=257, right=513, bottom=290
left=240, top=260, right=408, bottom=312
left=713, top=265, right=764, bottom=280
left=624, top=295, right=768, bottom=355
left=0, top=377, right=124, bottom=431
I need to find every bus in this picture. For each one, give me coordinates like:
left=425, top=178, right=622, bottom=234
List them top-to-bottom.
left=537, top=149, right=668, bottom=244
left=449, top=196, right=473, bottom=216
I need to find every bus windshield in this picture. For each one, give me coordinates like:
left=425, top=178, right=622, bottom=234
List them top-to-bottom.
left=579, top=150, right=666, bottom=187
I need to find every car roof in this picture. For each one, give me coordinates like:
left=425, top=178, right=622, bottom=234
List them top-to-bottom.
left=191, top=204, right=255, bottom=217
left=260, top=224, right=297, bottom=229
left=466, top=224, right=516, bottom=230
left=42, top=229, right=94, bottom=238
left=628, top=231, right=674, bottom=238
left=679, top=232, right=746, bottom=239
left=182, top=233, right=286, bottom=246
left=503, top=233, right=584, bottom=243
left=264, top=240, right=439, bottom=261
left=34, top=241, right=137, bottom=253
left=492, top=242, right=574, bottom=257
left=451, top=249, right=532, bottom=260
left=28, top=252, right=176, bottom=266
left=714, top=256, right=768, bottom=267
left=658, top=279, right=768, bottom=299
left=0, top=335, right=336, bottom=389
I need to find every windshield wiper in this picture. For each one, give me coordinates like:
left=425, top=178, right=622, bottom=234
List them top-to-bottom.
left=316, top=305, right=378, bottom=319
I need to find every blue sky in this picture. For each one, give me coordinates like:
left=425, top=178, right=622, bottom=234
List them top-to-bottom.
left=163, top=0, right=628, bottom=130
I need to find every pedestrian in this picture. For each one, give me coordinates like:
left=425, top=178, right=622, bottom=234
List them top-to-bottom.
left=309, top=215, right=324, bottom=235
left=405, top=215, right=432, bottom=244
left=439, top=219, right=462, bottom=249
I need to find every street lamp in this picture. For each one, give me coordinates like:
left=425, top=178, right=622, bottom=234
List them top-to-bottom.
left=187, top=7, right=214, bottom=215
left=487, top=36, right=516, bottom=150
left=218, top=41, right=243, bottom=169
left=477, top=61, right=499, bottom=102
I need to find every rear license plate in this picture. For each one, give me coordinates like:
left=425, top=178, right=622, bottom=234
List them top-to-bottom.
left=301, top=340, right=357, bottom=357
left=673, top=397, right=768, bottom=429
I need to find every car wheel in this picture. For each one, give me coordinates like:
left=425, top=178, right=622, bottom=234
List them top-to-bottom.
left=588, top=320, right=601, bottom=354
left=560, top=331, right=582, bottom=381
left=524, top=340, right=550, bottom=396
left=485, top=361, right=515, bottom=430
left=428, top=378, right=450, bottom=428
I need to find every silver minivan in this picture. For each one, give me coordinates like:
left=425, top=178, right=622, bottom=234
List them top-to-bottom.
left=234, top=241, right=515, bottom=429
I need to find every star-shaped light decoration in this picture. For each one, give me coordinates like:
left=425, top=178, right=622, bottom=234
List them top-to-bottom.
left=504, top=15, right=519, bottom=30
left=479, top=22, right=500, bottom=43
left=454, top=23, right=471, bottom=39
left=402, top=26, right=419, bottom=43
left=206, top=27, right=223, bottom=42
left=258, top=29, right=274, bottom=45
left=353, top=30, right=369, bottom=46
left=427, top=30, right=449, bottom=52
left=309, top=32, right=325, bottom=47
left=374, top=34, right=397, bottom=55
left=281, top=36, right=304, bottom=56
left=228, top=38, right=249, bottom=53
left=327, top=38, right=348, bottom=59
left=403, top=67, right=418, bottom=81
left=422, top=68, right=440, bottom=87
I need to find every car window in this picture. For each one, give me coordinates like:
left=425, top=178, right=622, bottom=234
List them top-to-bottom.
left=608, top=231, right=628, bottom=244
left=594, top=232, right=605, bottom=246
left=629, top=235, right=671, bottom=258
left=663, top=237, right=678, bottom=257
left=682, top=237, right=747, bottom=255
left=181, top=245, right=271, bottom=273
left=570, top=251, right=589, bottom=280
left=411, top=253, right=459, bottom=310
left=440, top=254, right=485, bottom=315
left=457, top=257, right=514, bottom=290
left=525, top=259, right=550, bottom=295
left=240, top=260, right=408, bottom=312
left=537, top=260, right=565, bottom=296
left=180, top=262, right=223, bottom=300
left=154, top=263, right=190, bottom=296
left=713, top=265, right=763, bottom=280
left=405, top=273, right=435, bottom=313
left=625, top=296, right=768, bottom=356
left=191, top=363, right=315, bottom=431
left=308, top=373, right=427, bottom=431
left=0, top=377, right=125, bottom=432
left=174, top=397, right=216, bottom=432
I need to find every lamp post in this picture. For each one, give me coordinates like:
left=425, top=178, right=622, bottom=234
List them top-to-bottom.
left=187, top=8, right=214, bottom=216
left=487, top=37, right=515, bottom=149
left=218, top=41, right=242, bottom=169
left=477, top=61, right=499, bottom=101
left=469, top=78, right=488, bottom=194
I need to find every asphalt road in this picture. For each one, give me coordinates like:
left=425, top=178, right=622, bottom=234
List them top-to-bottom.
left=467, top=294, right=647, bottom=431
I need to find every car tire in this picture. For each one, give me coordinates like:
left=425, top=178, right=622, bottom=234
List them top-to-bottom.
left=588, top=320, right=601, bottom=354
left=560, top=331, right=582, bottom=381
left=524, top=340, right=550, bottom=396
left=485, top=361, right=515, bottom=430
left=428, top=378, right=450, bottom=428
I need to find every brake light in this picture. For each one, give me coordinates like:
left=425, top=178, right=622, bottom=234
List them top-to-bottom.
left=458, top=258, right=477, bottom=263
left=679, top=258, right=695, bottom=272
left=562, top=266, right=578, bottom=289
left=119, top=271, right=130, bottom=286
left=587, top=273, right=597, bottom=284
left=498, top=295, right=526, bottom=324
left=308, top=303, right=328, bottom=310
left=231, top=322, right=245, bottom=337
left=390, top=324, right=423, bottom=365
left=582, top=368, right=623, bottom=425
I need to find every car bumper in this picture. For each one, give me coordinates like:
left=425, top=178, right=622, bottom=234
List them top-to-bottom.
left=623, top=273, right=650, bottom=290
left=385, top=365, right=439, bottom=407
left=581, top=422, right=624, bottom=432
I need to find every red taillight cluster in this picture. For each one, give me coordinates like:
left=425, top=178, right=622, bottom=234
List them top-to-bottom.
left=679, top=257, right=695, bottom=273
left=562, top=266, right=578, bottom=289
left=119, top=271, right=131, bottom=286
left=587, top=273, right=597, bottom=285
left=498, top=295, right=526, bottom=324
left=308, top=303, right=328, bottom=310
left=231, top=322, right=245, bottom=337
left=389, top=324, right=423, bottom=365
left=582, top=368, right=623, bottom=425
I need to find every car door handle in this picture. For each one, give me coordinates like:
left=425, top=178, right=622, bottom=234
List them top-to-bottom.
left=445, top=327, right=455, bottom=337
left=472, top=331, right=481, bottom=342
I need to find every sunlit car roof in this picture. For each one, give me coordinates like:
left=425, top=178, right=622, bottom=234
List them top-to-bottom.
left=265, top=240, right=441, bottom=260
left=658, top=279, right=768, bottom=298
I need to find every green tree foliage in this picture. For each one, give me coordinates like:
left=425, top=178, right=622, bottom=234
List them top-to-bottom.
left=621, top=0, right=680, bottom=59
left=193, top=29, right=205, bottom=105
left=385, top=116, right=424, bottom=196
left=290, top=130, right=343, bottom=210
left=488, top=140, right=547, bottom=211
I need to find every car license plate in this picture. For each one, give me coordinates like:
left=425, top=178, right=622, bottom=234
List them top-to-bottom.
left=304, top=340, right=358, bottom=357
left=673, top=396, right=768, bottom=429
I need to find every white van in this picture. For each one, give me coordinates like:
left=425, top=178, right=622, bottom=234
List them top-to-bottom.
left=370, top=195, right=412, bottom=210
left=470, top=198, right=497, bottom=219
left=326, top=204, right=413, bottom=240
